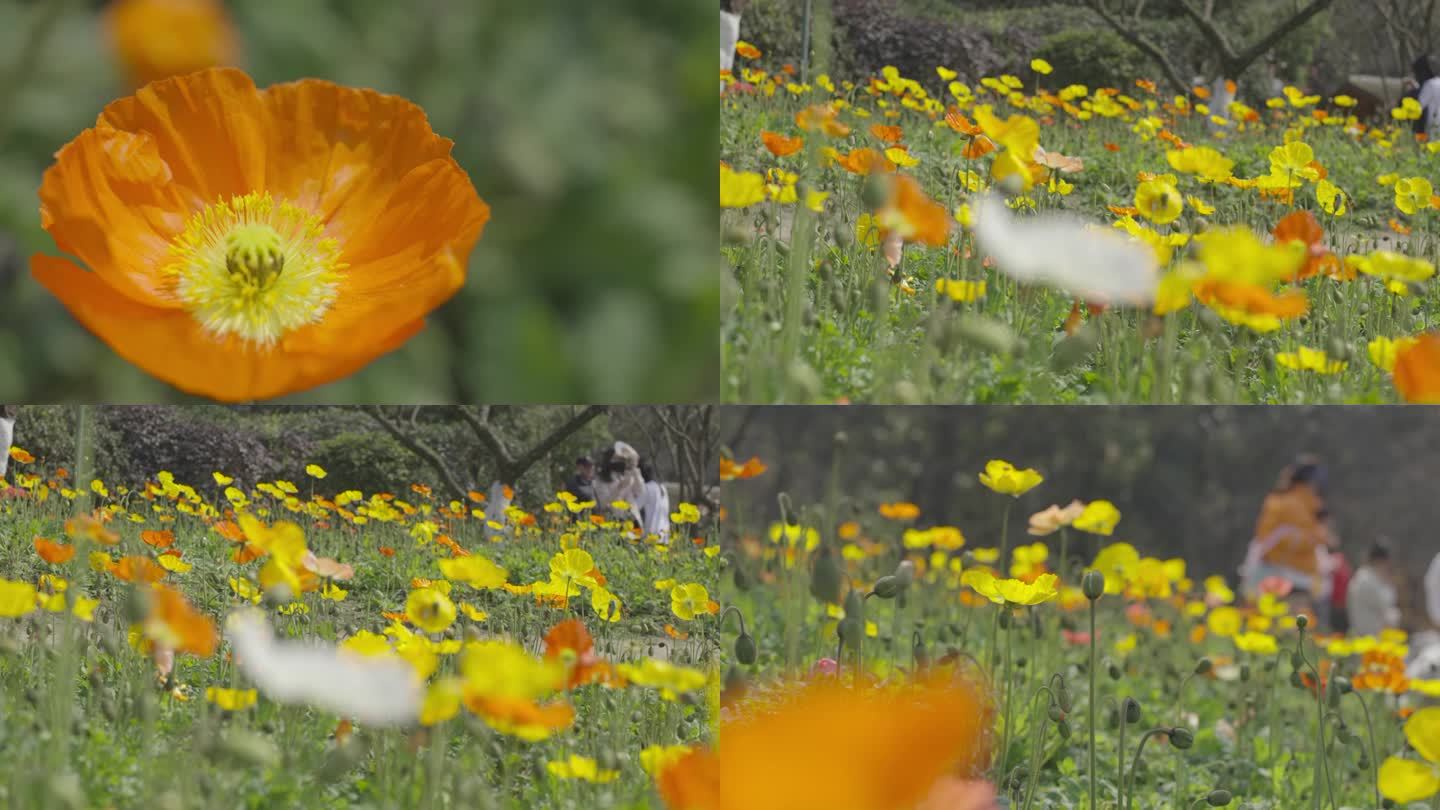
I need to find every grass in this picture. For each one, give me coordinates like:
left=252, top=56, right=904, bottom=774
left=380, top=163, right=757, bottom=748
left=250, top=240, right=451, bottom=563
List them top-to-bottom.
left=721, top=59, right=1440, bottom=403
left=0, top=442, right=719, bottom=809
left=720, top=466, right=1440, bottom=809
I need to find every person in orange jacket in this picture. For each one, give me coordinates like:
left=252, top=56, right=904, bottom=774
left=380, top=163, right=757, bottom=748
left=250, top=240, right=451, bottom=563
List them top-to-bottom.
left=1240, top=455, right=1336, bottom=611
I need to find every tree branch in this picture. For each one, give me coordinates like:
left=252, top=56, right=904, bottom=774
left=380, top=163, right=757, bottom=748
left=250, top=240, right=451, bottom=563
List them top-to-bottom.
left=1082, top=0, right=1192, bottom=93
left=1176, top=0, right=1238, bottom=63
left=1230, top=0, right=1334, bottom=75
left=362, top=406, right=470, bottom=502
left=457, top=406, right=516, bottom=469
left=505, top=406, right=608, bottom=483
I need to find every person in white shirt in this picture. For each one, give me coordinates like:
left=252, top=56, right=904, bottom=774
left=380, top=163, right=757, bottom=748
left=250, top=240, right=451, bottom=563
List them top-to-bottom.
left=1412, top=56, right=1440, bottom=139
left=0, top=405, right=15, bottom=481
left=637, top=460, right=671, bottom=544
left=1347, top=540, right=1401, bottom=637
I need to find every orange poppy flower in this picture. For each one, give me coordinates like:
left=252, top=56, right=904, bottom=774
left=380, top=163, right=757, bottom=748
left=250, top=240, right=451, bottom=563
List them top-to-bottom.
left=105, top=0, right=239, bottom=88
left=33, top=68, right=489, bottom=402
left=1135, top=79, right=1157, bottom=94
left=1193, top=85, right=1211, bottom=99
left=795, top=104, right=850, bottom=137
left=944, top=109, right=983, bottom=136
left=869, top=123, right=904, bottom=144
left=760, top=131, right=804, bottom=157
left=961, top=137, right=996, bottom=160
left=1104, top=142, right=1121, bottom=152
left=836, top=148, right=894, bottom=176
left=873, top=175, right=950, bottom=247
left=1271, top=210, right=1339, bottom=280
left=1389, top=218, right=1413, bottom=235
left=1194, top=280, right=1308, bottom=319
left=1394, top=333, right=1440, bottom=402
left=719, top=456, right=767, bottom=481
left=213, top=520, right=245, bottom=541
left=141, top=529, right=175, bottom=549
left=34, top=538, right=76, bottom=564
left=113, top=555, right=167, bottom=583
left=147, top=583, right=218, bottom=657
left=544, top=619, right=613, bottom=687
left=670, top=676, right=990, bottom=810
left=466, top=694, right=575, bottom=738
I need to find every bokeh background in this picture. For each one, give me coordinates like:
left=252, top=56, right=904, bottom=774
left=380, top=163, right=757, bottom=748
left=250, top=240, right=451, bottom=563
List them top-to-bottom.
left=0, top=0, right=718, bottom=402
left=722, top=406, right=1440, bottom=618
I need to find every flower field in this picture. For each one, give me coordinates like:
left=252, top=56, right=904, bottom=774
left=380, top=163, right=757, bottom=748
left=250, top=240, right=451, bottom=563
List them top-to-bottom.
left=721, top=51, right=1440, bottom=404
left=0, top=441, right=719, bottom=808
left=719, top=456, right=1440, bottom=809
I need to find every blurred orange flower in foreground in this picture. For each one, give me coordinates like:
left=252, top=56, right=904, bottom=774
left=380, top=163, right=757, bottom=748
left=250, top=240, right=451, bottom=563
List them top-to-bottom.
left=105, top=0, right=240, bottom=87
left=33, top=68, right=489, bottom=401
left=1393, top=333, right=1440, bottom=403
left=659, top=676, right=990, bottom=810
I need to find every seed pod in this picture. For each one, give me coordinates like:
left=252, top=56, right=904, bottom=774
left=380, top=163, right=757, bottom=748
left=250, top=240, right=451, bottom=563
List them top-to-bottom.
left=894, top=560, right=916, bottom=588
left=1082, top=570, right=1105, bottom=601
left=1296, top=614, right=1309, bottom=629
left=1290, top=651, right=1305, bottom=670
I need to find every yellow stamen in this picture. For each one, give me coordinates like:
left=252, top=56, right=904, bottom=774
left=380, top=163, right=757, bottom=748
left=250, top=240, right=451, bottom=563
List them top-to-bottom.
left=167, top=192, right=345, bottom=347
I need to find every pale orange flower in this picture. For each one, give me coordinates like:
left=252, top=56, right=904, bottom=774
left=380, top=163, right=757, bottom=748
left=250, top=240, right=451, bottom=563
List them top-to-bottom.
left=105, top=0, right=239, bottom=87
left=33, top=68, right=489, bottom=401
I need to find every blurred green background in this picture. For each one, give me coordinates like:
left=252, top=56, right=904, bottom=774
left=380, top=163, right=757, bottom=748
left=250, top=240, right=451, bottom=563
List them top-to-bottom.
left=0, top=0, right=718, bottom=403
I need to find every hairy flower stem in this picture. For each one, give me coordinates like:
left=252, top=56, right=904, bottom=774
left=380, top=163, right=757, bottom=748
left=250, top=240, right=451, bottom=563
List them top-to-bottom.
left=1088, top=601, right=1099, bottom=810
left=1350, top=691, right=1380, bottom=810
left=1124, top=728, right=1171, bottom=810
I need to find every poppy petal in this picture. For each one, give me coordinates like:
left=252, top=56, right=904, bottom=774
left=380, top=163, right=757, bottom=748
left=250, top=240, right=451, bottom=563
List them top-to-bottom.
left=97, top=67, right=268, bottom=202
left=260, top=78, right=458, bottom=238
left=38, top=126, right=190, bottom=308
left=32, top=254, right=424, bottom=401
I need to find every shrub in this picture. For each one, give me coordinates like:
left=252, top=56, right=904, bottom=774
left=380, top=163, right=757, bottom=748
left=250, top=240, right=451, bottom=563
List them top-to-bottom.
left=1035, top=29, right=1144, bottom=90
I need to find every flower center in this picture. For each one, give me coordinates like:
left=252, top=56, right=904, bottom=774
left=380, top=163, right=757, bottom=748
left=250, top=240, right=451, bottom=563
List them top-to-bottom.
left=167, top=192, right=345, bottom=348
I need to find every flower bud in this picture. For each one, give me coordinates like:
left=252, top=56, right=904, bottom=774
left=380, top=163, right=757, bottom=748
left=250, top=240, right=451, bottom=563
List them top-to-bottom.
left=810, top=545, right=844, bottom=605
left=894, top=560, right=916, bottom=588
left=732, top=564, right=752, bottom=592
left=1082, top=570, right=1105, bottom=601
left=870, top=575, right=902, bottom=599
left=1296, top=614, right=1309, bottom=630
left=734, top=632, right=757, bottom=666
left=1194, top=658, right=1213, bottom=675
left=1107, top=660, right=1123, bottom=681
left=1333, top=675, right=1352, bottom=695
left=1123, top=697, right=1141, bottom=725
left=1048, top=703, right=1064, bottom=722
left=1057, top=718, right=1073, bottom=738
left=1169, top=727, right=1194, bottom=749
left=1205, top=788, right=1233, bottom=806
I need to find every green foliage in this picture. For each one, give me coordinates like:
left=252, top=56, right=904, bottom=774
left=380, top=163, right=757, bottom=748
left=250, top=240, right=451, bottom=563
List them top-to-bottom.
left=0, top=0, right=716, bottom=402
left=1035, top=29, right=1144, bottom=91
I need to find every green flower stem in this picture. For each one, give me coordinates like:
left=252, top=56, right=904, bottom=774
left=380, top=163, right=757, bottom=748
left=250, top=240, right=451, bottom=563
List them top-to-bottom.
left=1088, top=599, right=1099, bottom=810
left=1349, top=691, right=1380, bottom=810
left=1124, top=728, right=1171, bottom=810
